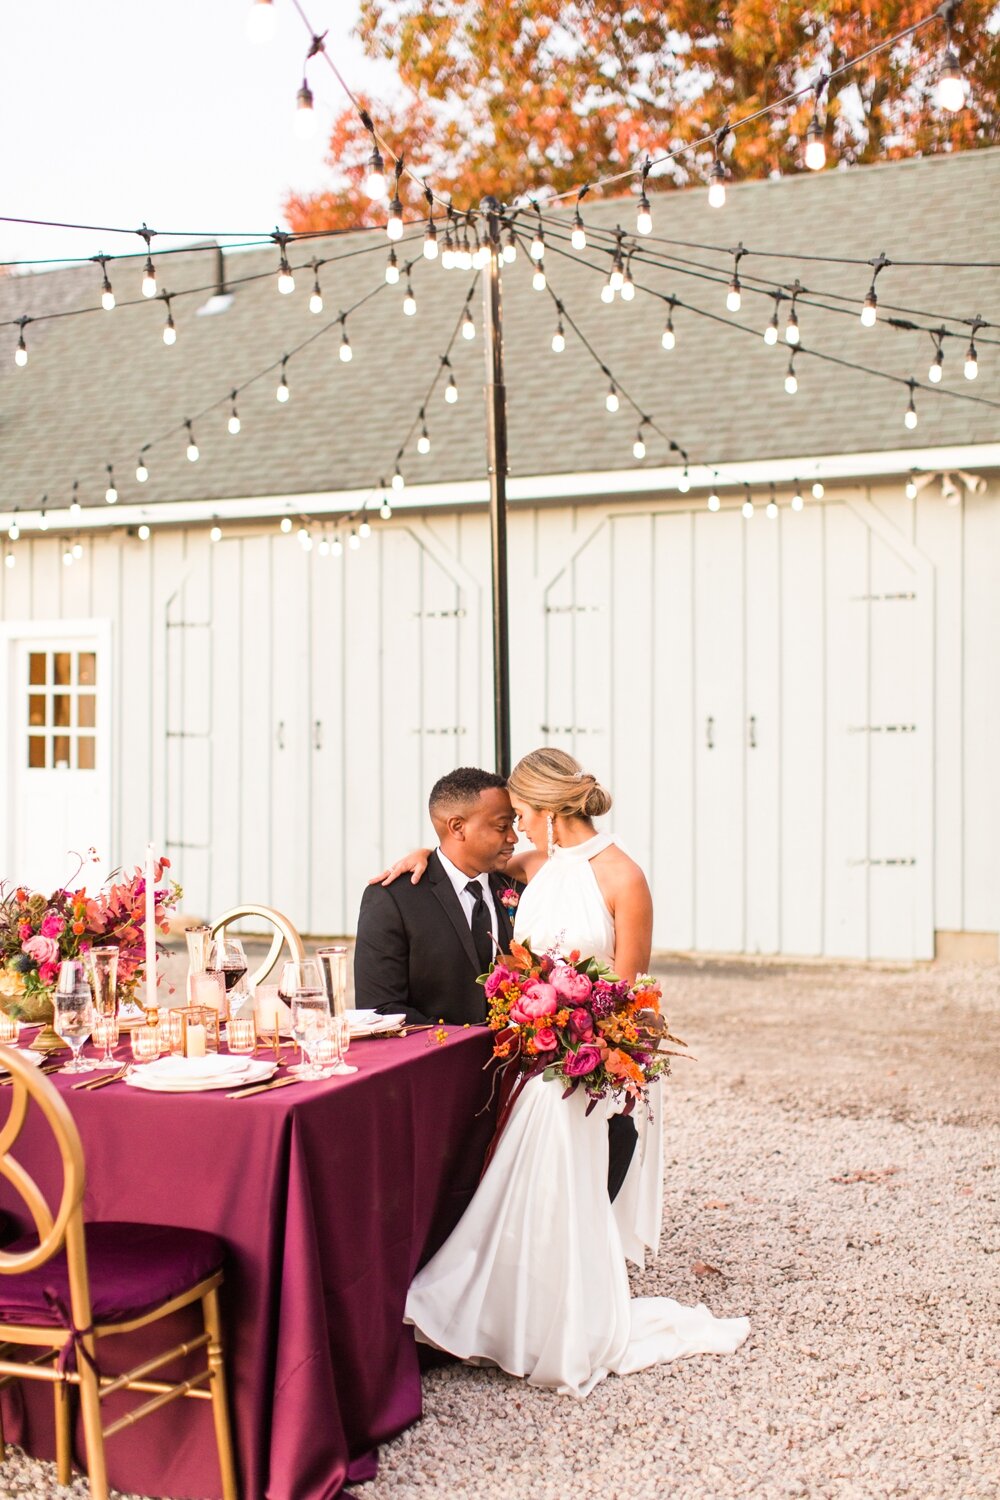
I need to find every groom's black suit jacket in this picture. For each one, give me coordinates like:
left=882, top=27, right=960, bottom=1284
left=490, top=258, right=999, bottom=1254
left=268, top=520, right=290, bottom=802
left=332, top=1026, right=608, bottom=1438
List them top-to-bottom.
left=354, top=852, right=519, bottom=1026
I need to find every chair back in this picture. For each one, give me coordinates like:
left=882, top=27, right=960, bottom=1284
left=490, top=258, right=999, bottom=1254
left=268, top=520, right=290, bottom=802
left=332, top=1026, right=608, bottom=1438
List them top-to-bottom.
left=210, top=904, right=305, bottom=988
left=0, top=1045, right=87, bottom=1281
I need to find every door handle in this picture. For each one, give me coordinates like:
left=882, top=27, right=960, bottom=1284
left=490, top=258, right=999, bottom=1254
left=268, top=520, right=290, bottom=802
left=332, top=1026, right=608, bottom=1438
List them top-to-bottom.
left=748, top=714, right=757, bottom=749
left=705, top=716, right=714, bottom=750
left=313, top=720, right=323, bottom=751
left=276, top=721, right=285, bottom=751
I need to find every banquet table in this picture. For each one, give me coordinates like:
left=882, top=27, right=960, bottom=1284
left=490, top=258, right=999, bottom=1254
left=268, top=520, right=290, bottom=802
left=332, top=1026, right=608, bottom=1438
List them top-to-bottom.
left=0, top=1025, right=497, bottom=1500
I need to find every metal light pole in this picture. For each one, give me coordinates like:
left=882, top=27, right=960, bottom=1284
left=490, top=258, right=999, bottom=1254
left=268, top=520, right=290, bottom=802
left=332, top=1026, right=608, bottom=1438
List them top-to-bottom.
left=480, top=196, right=511, bottom=777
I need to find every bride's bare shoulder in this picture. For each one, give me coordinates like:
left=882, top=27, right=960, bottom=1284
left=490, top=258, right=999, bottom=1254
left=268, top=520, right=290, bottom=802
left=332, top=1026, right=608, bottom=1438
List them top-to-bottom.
left=593, top=843, right=649, bottom=893
left=513, top=849, right=547, bottom=883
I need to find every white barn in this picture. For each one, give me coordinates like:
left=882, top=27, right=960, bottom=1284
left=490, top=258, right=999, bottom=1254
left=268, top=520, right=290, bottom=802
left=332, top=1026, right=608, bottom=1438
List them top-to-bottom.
left=1, top=149, right=998, bottom=961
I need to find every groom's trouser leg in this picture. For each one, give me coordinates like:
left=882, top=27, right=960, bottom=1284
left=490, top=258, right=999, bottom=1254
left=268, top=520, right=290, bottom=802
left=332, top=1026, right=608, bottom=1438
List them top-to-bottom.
left=607, top=1116, right=638, bottom=1202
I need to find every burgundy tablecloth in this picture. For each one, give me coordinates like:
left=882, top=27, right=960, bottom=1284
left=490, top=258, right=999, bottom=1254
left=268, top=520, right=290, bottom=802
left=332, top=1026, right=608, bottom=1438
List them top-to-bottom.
left=0, top=1027, right=497, bottom=1500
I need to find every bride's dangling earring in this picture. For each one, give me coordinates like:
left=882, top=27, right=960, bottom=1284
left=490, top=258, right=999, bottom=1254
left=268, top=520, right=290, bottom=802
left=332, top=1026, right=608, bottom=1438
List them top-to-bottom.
left=546, top=814, right=555, bottom=859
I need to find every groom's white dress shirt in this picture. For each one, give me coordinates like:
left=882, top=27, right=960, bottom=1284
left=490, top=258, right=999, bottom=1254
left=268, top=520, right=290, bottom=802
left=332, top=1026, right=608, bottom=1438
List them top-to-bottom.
left=435, top=848, right=500, bottom=947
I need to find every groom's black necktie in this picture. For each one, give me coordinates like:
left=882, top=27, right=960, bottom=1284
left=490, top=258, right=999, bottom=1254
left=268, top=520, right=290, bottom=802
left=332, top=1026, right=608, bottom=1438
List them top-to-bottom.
left=465, top=880, right=494, bottom=973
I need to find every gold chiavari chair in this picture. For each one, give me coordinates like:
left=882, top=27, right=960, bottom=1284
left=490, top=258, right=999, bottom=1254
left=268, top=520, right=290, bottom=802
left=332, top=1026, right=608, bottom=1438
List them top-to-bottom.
left=210, top=904, right=305, bottom=989
left=0, top=1046, right=238, bottom=1499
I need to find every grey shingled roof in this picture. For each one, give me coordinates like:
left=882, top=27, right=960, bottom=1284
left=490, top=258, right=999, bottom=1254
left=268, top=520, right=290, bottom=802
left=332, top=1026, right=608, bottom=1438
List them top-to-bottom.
left=1, top=147, right=998, bottom=516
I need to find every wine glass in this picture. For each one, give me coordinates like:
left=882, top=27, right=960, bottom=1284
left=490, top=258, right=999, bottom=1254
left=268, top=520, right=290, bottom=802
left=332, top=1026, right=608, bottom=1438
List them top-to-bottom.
left=212, top=936, right=249, bottom=1003
left=84, top=946, right=120, bottom=1069
left=54, top=983, right=96, bottom=1074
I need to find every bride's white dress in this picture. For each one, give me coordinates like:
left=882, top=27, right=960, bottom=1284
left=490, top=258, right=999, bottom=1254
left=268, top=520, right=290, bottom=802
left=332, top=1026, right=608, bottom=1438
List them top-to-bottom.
left=404, top=832, right=750, bottom=1396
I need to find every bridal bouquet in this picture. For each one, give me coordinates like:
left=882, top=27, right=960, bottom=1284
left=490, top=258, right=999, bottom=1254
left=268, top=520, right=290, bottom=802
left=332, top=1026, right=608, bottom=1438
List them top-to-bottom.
left=0, top=852, right=180, bottom=1022
left=480, top=940, right=685, bottom=1109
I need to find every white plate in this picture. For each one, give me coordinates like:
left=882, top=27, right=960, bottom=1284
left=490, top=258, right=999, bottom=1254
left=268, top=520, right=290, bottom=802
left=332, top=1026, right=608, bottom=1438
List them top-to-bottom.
left=349, top=1009, right=404, bottom=1037
left=0, top=1050, right=44, bottom=1074
left=125, top=1058, right=277, bottom=1093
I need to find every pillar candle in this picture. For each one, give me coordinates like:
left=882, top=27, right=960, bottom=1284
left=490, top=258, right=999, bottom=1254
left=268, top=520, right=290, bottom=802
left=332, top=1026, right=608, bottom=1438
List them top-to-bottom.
left=144, top=843, right=157, bottom=1012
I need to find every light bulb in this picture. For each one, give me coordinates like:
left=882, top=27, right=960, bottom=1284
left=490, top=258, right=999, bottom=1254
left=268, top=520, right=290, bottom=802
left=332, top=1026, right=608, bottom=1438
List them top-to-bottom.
left=246, top=0, right=277, bottom=44
left=935, top=45, right=966, bottom=113
left=294, top=81, right=316, bottom=139
left=804, top=120, right=826, bottom=172
left=365, top=148, right=386, bottom=200
left=708, top=162, right=726, bottom=208
left=636, top=195, right=652, bottom=235
left=386, top=198, right=404, bottom=241
left=571, top=214, right=586, bottom=250
left=424, top=224, right=438, bottom=260
left=530, top=230, right=545, bottom=261
left=503, top=232, right=517, bottom=263
left=456, top=242, right=473, bottom=272
left=472, top=242, right=490, bottom=270
left=383, top=253, right=399, bottom=288
left=141, top=259, right=157, bottom=298
left=277, top=260, right=294, bottom=295
left=609, top=264, right=624, bottom=293
left=532, top=265, right=546, bottom=292
left=621, top=272, right=635, bottom=302
left=726, top=276, right=741, bottom=313
left=101, top=281, right=115, bottom=311
left=601, top=282, right=615, bottom=304
left=310, top=284, right=323, bottom=314
left=402, top=287, right=416, bottom=316
left=860, top=291, right=878, bottom=327
left=462, top=307, right=476, bottom=340
left=786, top=312, right=799, bottom=345
left=163, top=316, right=176, bottom=346
left=764, top=318, right=778, bottom=345
left=661, top=321, right=675, bottom=351
left=551, top=326, right=565, bottom=353
left=340, top=332, right=353, bottom=362
left=14, top=339, right=27, bottom=367
left=964, top=345, right=978, bottom=380
left=928, top=350, right=943, bottom=382
left=785, top=371, right=798, bottom=395
left=276, top=376, right=290, bottom=402
left=445, top=376, right=458, bottom=404
left=605, top=385, right=619, bottom=413
left=904, top=401, right=918, bottom=430
left=229, top=412, right=241, bottom=434
left=417, top=428, right=431, bottom=454
left=633, top=436, right=646, bottom=459
left=187, top=442, right=200, bottom=462
left=135, top=461, right=148, bottom=483
left=392, top=469, right=404, bottom=492
left=677, top=471, right=691, bottom=494
left=905, top=476, right=918, bottom=500
left=812, top=481, right=824, bottom=499
left=105, top=485, right=117, bottom=505
left=791, top=492, right=803, bottom=512
left=708, top=493, right=721, bottom=512
left=70, top=499, right=82, bottom=517
left=742, top=499, right=754, bottom=518
left=380, top=500, right=392, bottom=521
left=766, top=500, right=778, bottom=519
left=39, top=512, right=48, bottom=531
left=280, top=517, right=293, bottom=533
left=359, top=519, right=371, bottom=539
left=7, top=520, right=18, bottom=540
left=210, top=525, right=222, bottom=543
left=297, top=527, right=310, bottom=546
left=349, top=530, right=361, bottom=551
left=332, top=535, right=343, bottom=556
left=318, top=537, right=330, bottom=556
left=72, top=541, right=83, bottom=559
left=62, top=549, right=73, bottom=567
left=4, top=553, right=14, bottom=570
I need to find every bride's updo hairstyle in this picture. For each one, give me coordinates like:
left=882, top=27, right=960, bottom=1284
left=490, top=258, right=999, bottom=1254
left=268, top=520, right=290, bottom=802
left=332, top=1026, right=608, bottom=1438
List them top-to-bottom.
left=507, top=747, right=613, bottom=820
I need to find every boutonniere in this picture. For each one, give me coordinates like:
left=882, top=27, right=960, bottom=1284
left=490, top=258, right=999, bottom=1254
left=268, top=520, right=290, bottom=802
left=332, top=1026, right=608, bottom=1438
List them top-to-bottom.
left=499, top=887, right=520, bottom=913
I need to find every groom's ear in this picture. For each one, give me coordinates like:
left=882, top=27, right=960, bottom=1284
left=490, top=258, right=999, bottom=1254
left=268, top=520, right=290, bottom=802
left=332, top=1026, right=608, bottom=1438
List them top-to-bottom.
left=444, top=813, right=467, bottom=841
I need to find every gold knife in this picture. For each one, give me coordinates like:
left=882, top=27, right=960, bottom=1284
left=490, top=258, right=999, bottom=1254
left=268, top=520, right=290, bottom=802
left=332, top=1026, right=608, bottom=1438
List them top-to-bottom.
left=226, top=1075, right=301, bottom=1100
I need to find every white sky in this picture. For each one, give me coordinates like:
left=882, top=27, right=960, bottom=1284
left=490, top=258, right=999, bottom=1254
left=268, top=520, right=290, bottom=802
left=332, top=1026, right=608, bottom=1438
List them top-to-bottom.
left=0, top=1, right=395, bottom=268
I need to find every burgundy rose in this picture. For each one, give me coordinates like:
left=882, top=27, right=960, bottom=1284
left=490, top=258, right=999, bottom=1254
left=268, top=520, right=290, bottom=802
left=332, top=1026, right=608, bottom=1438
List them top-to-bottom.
left=567, top=1007, right=595, bottom=1041
left=563, top=1045, right=601, bottom=1078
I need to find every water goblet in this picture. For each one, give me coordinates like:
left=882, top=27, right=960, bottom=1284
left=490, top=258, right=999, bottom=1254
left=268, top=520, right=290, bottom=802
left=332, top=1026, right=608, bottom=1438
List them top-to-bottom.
left=279, top=961, right=324, bottom=1064
left=54, top=984, right=96, bottom=1074
left=289, top=988, right=329, bottom=1080
left=330, top=1012, right=358, bottom=1076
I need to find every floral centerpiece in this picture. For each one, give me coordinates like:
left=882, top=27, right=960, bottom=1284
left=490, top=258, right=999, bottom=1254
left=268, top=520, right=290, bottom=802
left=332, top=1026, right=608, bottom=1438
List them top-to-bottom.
left=0, top=852, right=180, bottom=1023
left=480, top=939, right=687, bottom=1114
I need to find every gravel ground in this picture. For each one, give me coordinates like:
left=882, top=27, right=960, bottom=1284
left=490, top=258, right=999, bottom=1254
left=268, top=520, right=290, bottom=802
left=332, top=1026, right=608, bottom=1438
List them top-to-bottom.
left=1, top=956, right=997, bottom=1500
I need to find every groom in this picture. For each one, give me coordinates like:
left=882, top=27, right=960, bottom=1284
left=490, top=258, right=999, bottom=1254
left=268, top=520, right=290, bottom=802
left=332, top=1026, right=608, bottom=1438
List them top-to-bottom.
left=354, top=767, right=519, bottom=1027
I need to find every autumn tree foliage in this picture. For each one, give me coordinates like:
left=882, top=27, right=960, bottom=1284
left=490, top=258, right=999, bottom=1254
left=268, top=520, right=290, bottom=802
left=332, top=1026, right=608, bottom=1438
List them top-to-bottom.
left=283, top=1, right=1000, bottom=232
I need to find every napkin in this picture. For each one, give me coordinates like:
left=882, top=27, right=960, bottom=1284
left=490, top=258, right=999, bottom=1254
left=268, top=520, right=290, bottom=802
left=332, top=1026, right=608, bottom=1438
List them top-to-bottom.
left=142, top=1055, right=253, bottom=1082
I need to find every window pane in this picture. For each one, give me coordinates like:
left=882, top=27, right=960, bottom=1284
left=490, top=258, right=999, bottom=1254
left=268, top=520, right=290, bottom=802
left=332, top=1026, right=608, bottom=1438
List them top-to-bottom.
left=78, top=652, right=97, bottom=687
left=29, top=653, right=47, bottom=686
left=53, top=653, right=72, bottom=686
left=28, top=693, right=46, bottom=727
left=52, top=694, right=71, bottom=728
left=76, top=695, right=96, bottom=728
left=27, top=735, right=46, bottom=769
left=53, top=735, right=70, bottom=769
left=77, top=736, right=96, bottom=771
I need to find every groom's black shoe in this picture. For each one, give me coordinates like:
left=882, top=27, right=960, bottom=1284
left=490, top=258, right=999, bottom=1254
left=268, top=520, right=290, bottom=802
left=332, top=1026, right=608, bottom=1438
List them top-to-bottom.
left=607, top=1116, right=638, bottom=1202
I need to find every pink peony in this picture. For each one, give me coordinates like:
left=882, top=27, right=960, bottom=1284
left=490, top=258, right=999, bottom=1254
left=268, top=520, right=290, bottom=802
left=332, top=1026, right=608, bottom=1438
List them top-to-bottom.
left=39, top=913, right=65, bottom=939
left=23, top=934, right=60, bottom=967
left=37, top=962, right=60, bottom=986
left=484, top=964, right=513, bottom=999
left=551, top=965, right=593, bottom=1004
left=509, top=982, right=558, bottom=1025
left=567, top=1007, right=595, bottom=1041
left=533, top=1026, right=558, bottom=1052
left=563, top=1045, right=602, bottom=1077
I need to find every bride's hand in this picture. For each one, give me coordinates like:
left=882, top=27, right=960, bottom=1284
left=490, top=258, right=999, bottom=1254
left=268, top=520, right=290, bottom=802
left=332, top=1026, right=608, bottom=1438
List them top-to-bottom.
left=368, top=848, right=432, bottom=886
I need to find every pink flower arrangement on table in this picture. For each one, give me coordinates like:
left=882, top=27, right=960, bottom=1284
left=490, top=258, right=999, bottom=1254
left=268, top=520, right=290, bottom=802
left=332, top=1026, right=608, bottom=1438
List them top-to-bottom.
left=0, top=851, right=181, bottom=1021
left=481, top=938, right=687, bottom=1111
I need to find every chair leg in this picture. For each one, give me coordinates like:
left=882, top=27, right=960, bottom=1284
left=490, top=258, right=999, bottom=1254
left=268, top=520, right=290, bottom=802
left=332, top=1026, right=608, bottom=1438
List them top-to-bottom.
left=202, top=1288, right=239, bottom=1500
left=77, top=1349, right=109, bottom=1500
left=54, top=1377, right=73, bottom=1486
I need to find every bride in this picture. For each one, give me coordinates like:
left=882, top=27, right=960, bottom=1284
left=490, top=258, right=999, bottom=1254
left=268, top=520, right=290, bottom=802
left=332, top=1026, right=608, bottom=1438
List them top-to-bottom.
left=387, top=747, right=748, bottom=1397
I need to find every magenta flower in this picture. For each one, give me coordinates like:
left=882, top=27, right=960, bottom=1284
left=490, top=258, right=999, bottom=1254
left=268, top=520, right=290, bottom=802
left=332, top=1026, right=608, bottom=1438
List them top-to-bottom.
left=39, top=913, right=65, bottom=939
left=484, top=964, right=513, bottom=998
left=551, top=965, right=593, bottom=1004
left=510, top=982, right=558, bottom=1025
left=567, top=1007, right=595, bottom=1041
left=533, top=1026, right=558, bottom=1052
left=563, top=1045, right=602, bottom=1078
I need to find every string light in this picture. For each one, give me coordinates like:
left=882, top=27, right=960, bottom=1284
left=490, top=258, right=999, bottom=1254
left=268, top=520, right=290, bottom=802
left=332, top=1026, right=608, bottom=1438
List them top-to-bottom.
left=246, top=0, right=277, bottom=45
left=935, top=13, right=966, bottom=114
left=804, top=74, right=829, bottom=171
left=295, top=79, right=316, bottom=139
left=364, top=132, right=386, bottom=200
left=708, top=160, right=727, bottom=209
left=386, top=162, right=404, bottom=242
left=637, top=163, right=653, bottom=235
left=423, top=200, right=439, bottom=261
left=571, top=205, right=587, bottom=250
left=531, top=218, right=545, bottom=261
left=139, top=226, right=157, bottom=298
left=455, top=226, right=472, bottom=272
left=503, top=226, right=517, bottom=264
left=472, top=228, right=490, bottom=271
left=273, top=231, right=294, bottom=294
left=609, top=240, right=625, bottom=293
left=385, top=248, right=400, bottom=284
left=861, top=253, right=889, bottom=327
left=94, top=255, right=115, bottom=311
left=621, top=257, right=636, bottom=301
left=532, top=260, right=546, bottom=292
left=309, top=266, right=324, bottom=314
left=726, top=272, right=742, bottom=312
left=601, top=274, right=615, bottom=305
left=402, top=278, right=417, bottom=316
left=785, top=292, right=800, bottom=345
left=161, top=294, right=176, bottom=345
left=764, top=294, right=781, bottom=345
left=462, top=305, right=476, bottom=340
left=661, top=305, right=677, bottom=350
left=551, top=314, right=566, bottom=353
left=338, top=316, right=353, bottom=361
left=14, top=324, right=27, bottom=367
left=928, top=335, right=944, bottom=383
left=964, top=338, right=979, bottom=380
left=785, top=352, right=799, bottom=394
left=276, top=357, right=290, bottom=402
left=443, top=357, right=458, bottom=403
left=605, top=380, right=619, bottom=413
left=904, top=381, right=918, bottom=428
left=228, top=392, right=241, bottom=434
left=417, top=410, right=431, bottom=452
left=185, top=419, right=200, bottom=462
left=633, top=420, right=647, bottom=459
left=135, top=455, right=149, bottom=484
left=392, top=463, right=404, bottom=491
left=105, top=465, right=118, bottom=504
left=677, top=468, right=691, bottom=494
left=905, top=472, right=918, bottom=500
left=70, top=481, right=82, bottom=517
left=791, top=481, right=804, bottom=511
left=812, top=481, right=825, bottom=499
left=766, top=484, right=778, bottom=519
left=742, top=485, right=755, bottom=518
left=707, top=489, right=721, bottom=512
left=380, top=497, right=392, bottom=520
left=38, top=503, right=48, bottom=531
left=7, top=513, right=19, bottom=541
left=280, top=516, right=293, bottom=533
left=359, top=518, right=372, bottom=539
left=138, top=525, right=151, bottom=542
left=349, top=529, right=361, bottom=550
left=331, top=533, right=343, bottom=556
left=318, top=534, right=330, bottom=556
left=72, top=540, right=83, bottom=560
left=62, top=546, right=73, bottom=567
left=4, top=552, right=14, bottom=570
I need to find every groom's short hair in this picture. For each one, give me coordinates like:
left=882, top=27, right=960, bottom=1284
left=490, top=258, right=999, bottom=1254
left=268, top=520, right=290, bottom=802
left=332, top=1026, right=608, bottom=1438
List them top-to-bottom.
left=429, top=766, right=508, bottom=818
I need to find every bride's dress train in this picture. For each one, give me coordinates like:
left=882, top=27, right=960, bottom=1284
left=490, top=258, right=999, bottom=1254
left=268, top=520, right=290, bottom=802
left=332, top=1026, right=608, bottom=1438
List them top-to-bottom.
left=405, top=833, right=750, bottom=1396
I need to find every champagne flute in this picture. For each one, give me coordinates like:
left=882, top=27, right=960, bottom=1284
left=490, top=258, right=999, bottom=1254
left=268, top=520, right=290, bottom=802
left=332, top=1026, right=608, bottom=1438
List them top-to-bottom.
left=84, top=946, right=120, bottom=1068
left=54, top=984, right=96, bottom=1074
